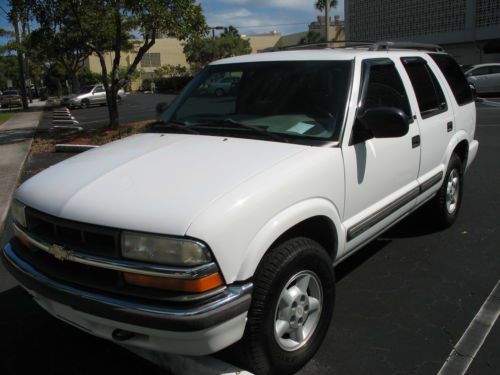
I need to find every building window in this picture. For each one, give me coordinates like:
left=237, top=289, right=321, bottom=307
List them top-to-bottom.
left=141, top=53, right=161, bottom=68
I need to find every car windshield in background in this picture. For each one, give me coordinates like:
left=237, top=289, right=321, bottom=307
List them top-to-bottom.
left=159, top=60, right=353, bottom=144
left=78, top=86, right=94, bottom=94
left=3, top=90, right=18, bottom=96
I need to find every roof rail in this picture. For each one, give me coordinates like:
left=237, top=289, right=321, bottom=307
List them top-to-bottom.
left=259, top=40, right=445, bottom=53
left=260, top=40, right=374, bottom=52
left=369, top=41, right=444, bottom=52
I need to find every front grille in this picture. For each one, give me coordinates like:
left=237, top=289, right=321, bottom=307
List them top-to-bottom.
left=25, top=207, right=120, bottom=258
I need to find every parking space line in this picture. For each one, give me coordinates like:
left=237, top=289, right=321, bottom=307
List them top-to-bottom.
left=437, top=280, right=500, bottom=375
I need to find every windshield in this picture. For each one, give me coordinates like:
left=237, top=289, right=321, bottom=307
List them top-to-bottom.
left=159, top=60, right=352, bottom=144
left=78, top=85, right=94, bottom=94
left=3, top=90, right=18, bottom=96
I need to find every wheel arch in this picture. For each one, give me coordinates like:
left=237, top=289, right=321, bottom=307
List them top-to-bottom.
left=235, top=198, right=343, bottom=282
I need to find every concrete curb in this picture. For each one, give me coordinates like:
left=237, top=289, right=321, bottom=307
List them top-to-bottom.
left=55, top=144, right=98, bottom=153
left=124, top=346, right=253, bottom=375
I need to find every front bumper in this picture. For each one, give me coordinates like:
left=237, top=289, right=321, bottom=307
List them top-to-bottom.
left=2, top=243, right=252, bottom=354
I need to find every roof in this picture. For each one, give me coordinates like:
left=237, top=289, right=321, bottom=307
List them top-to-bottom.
left=210, top=48, right=446, bottom=65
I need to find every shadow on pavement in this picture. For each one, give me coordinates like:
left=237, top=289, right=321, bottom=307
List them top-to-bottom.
left=0, top=128, right=35, bottom=146
left=0, top=286, right=166, bottom=375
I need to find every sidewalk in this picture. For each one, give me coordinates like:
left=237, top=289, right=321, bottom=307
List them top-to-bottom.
left=0, top=109, right=44, bottom=233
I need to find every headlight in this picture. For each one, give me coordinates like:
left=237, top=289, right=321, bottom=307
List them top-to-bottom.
left=11, top=200, right=26, bottom=227
left=121, top=231, right=212, bottom=266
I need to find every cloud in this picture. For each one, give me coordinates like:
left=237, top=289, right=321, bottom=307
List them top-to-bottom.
left=218, top=0, right=319, bottom=12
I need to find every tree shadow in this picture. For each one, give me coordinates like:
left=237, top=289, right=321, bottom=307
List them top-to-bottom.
left=0, top=128, right=35, bottom=145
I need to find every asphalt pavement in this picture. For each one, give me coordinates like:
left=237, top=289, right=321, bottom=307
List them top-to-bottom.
left=69, top=92, right=176, bottom=129
left=0, top=100, right=499, bottom=375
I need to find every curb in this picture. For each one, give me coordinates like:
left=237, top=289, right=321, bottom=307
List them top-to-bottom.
left=55, top=144, right=99, bottom=153
left=124, top=346, right=253, bottom=375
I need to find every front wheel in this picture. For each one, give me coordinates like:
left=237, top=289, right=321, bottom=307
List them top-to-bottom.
left=80, top=99, right=90, bottom=109
left=239, top=237, right=335, bottom=375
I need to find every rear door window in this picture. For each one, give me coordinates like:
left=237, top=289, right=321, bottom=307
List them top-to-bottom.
left=429, top=53, right=473, bottom=106
left=402, top=58, right=447, bottom=118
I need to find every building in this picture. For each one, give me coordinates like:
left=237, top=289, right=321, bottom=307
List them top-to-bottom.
left=345, top=0, right=500, bottom=65
left=84, top=17, right=346, bottom=90
left=84, top=34, right=282, bottom=90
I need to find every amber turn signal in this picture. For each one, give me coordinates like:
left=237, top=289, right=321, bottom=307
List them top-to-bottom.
left=123, top=272, right=224, bottom=293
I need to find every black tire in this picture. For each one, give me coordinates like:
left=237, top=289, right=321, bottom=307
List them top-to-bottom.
left=215, top=88, right=225, bottom=97
left=80, top=99, right=90, bottom=109
left=429, top=153, right=463, bottom=229
left=239, top=237, right=335, bottom=375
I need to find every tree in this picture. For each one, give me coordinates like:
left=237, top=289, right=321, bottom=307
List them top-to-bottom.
left=30, top=0, right=206, bottom=128
left=315, top=0, right=338, bottom=11
left=184, top=25, right=251, bottom=72
left=299, top=31, right=323, bottom=45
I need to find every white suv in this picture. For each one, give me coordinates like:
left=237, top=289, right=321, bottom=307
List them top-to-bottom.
left=3, top=43, right=478, bottom=375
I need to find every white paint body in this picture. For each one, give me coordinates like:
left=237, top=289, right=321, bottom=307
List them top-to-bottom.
left=15, top=49, right=478, bottom=355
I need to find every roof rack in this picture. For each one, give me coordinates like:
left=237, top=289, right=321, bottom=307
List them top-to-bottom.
left=261, top=40, right=445, bottom=53
left=369, top=41, right=444, bottom=52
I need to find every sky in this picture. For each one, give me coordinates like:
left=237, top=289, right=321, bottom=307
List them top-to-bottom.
left=0, top=0, right=345, bottom=45
left=198, top=0, right=345, bottom=36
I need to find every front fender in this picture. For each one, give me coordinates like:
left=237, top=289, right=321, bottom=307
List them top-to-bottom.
left=235, top=198, right=344, bottom=282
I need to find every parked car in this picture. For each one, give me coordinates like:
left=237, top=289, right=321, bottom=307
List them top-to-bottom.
left=3, top=43, right=478, bottom=375
left=464, top=63, right=500, bottom=95
left=207, top=76, right=240, bottom=96
left=61, top=84, right=124, bottom=109
left=0, top=89, right=23, bottom=108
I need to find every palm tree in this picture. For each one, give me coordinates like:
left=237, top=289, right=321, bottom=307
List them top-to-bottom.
left=315, top=0, right=338, bottom=11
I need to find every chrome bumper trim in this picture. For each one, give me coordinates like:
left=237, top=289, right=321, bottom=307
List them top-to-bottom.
left=13, top=223, right=218, bottom=279
left=3, top=243, right=253, bottom=327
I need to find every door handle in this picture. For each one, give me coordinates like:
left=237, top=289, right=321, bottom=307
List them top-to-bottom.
left=447, top=121, right=453, bottom=132
left=412, top=135, right=420, bottom=148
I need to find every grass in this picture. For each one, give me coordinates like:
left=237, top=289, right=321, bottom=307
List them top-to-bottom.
left=0, top=112, right=14, bottom=126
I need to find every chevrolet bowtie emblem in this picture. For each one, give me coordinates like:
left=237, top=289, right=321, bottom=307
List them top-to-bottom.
left=47, top=244, right=71, bottom=261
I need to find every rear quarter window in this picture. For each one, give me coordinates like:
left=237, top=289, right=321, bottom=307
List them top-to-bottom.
left=429, top=53, right=473, bottom=106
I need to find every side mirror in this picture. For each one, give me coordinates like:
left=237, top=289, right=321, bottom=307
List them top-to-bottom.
left=469, top=84, right=479, bottom=101
left=156, top=102, right=169, bottom=118
left=357, top=107, right=409, bottom=138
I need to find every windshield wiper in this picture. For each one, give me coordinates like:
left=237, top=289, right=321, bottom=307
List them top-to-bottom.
left=192, top=118, right=288, bottom=142
left=150, top=120, right=199, bottom=135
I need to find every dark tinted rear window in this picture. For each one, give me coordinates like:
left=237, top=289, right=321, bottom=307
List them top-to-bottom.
left=429, top=53, right=473, bottom=106
left=402, top=58, right=446, bottom=117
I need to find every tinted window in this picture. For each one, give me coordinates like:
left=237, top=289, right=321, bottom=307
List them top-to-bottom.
left=430, top=53, right=473, bottom=105
left=402, top=59, right=446, bottom=117
left=362, top=61, right=411, bottom=117
left=490, top=66, right=500, bottom=74
left=469, top=67, right=489, bottom=76
left=94, top=86, right=105, bottom=93
left=3, top=90, right=18, bottom=95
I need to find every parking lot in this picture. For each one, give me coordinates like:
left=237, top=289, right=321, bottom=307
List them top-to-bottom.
left=38, top=92, right=176, bottom=131
left=0, top=99, right=499, bottom=375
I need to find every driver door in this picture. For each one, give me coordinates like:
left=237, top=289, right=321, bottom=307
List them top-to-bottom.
left=341, top=58, right=421, bottom=255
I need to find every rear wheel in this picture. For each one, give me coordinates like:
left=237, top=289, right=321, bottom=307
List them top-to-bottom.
left=428, top=153, right=463, bottom=229
left=239, top=237, right=335, bottom=375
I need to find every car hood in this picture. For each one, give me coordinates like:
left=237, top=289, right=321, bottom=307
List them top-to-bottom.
left=16, top=133, right=306, bottom=235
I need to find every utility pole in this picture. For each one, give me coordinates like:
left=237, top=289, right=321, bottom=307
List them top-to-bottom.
left=324, top=0, right=330, bottom=43
left=13, top=12, right=28, bottom=109
left=209, top=26, right=224, bottom=61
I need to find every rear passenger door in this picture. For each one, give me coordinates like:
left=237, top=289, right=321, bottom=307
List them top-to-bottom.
left=400, top=56, right=454, bottom=203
